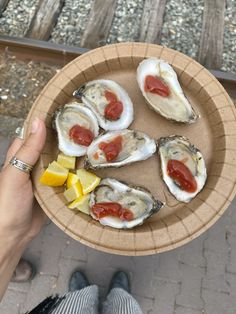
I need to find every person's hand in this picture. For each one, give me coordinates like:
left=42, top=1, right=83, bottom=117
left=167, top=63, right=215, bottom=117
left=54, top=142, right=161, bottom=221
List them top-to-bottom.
left=0, top=118, right=47, bottom=247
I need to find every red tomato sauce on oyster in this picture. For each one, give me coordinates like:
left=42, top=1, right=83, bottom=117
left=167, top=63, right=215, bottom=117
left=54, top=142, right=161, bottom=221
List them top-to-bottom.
left=145, top=75, right=170, bottom=97
left=104, top=90, right=123, bottom=120
left=69, top=125, right=94, bottom=147
left=99, top=135, right=122, bottom=162
left=93, top=152, right=99, bottom=160
left=167, top=159, right=197, bottom=193
left=91, top=202, right=134, bottom=221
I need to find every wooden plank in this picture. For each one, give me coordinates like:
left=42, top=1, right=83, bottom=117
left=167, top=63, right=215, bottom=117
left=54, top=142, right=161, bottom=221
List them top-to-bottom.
left=0, top=0, right=9, bottom=15
left=26, top=0, right=65, bottom=41
left=80, top=0, right=117, bottom=49
left=139, top=0, right=167, bottom=43
left=197, top=0, right=226, bottom=69
left=0, top=34, right=235, bottom=101
left=0, top=35, right=88, bottom=66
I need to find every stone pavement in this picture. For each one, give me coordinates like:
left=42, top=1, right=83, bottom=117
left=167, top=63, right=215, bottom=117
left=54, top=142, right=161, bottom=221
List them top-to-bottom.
left=1, top=138, right=236, bottom=314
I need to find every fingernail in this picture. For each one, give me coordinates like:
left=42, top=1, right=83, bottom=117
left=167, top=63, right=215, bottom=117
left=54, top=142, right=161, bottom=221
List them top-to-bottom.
left=31, top=118, right=40, bottom=134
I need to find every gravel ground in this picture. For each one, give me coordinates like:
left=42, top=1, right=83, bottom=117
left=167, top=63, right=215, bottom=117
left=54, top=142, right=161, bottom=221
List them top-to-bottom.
left=0, top=0, right=39, bottom=36
left=0, top=0, right=235, bottom=73
left=51, top=0, right=93, bottom=46
left=107, top=0, right=144, bottom=44
left=161, top=0, right=204, bottom=59
left=222, top=0, right=236, bottom=73
left=0, top=52, right=58, bottom=119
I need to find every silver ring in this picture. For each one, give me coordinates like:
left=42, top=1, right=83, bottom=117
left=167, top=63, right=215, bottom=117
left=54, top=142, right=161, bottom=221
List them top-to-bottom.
left=15, top=126, right=25, bottom=140
left=9, top=156, right=33, bottom=174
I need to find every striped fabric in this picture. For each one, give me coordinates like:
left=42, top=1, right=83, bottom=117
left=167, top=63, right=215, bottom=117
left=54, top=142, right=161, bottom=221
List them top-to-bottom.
left=51, top=285, right=99, bottom=314
left=51, top=286, right=143, bottom=314
left=103, top=288, right=143, bottom=314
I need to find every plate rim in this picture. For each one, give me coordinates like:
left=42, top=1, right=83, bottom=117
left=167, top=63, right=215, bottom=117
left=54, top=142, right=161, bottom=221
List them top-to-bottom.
left=25, top=42, right=236, bottom=255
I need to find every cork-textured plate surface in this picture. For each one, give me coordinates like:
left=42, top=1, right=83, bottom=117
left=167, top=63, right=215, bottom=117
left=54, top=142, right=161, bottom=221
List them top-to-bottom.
left=26, top=43, right=236, bottom=256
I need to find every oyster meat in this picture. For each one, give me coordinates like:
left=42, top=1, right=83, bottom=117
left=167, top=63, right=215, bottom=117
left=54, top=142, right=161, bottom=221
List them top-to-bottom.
left=137, top=58, right=198, bottom=123
left=73, top=79, right=134, bottom=131
left=54, top=103, right=99, bottom=156
left=84, top=129, right=156, bottom=169
left=158, top=136, right=207, bottom=202
left=90, top=178, right=163, bottom=229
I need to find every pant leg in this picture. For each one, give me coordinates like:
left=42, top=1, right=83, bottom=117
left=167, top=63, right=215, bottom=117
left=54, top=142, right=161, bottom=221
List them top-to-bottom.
left=51, top=285, right=99, bottom=314
left=102, top=288, right=143, bottom=314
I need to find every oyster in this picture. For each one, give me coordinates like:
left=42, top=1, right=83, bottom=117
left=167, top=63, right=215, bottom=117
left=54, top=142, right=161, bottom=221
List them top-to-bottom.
left=137, top=58, right=198, bottom=123
left=73, top=79, right=134, bottom=131
left=54, top=103, right=99, bottom=156
left=84, top=129, right=156, bottom=169
left=158, top=136, right=207, bottom=202
left=90, top=178, right=163, bottom=229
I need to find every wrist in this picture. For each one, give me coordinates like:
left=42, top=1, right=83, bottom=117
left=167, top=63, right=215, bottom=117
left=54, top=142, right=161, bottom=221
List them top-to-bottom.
left=0, top=227, right=29, bottom=253
left=0, top=231, right=27, bottom=301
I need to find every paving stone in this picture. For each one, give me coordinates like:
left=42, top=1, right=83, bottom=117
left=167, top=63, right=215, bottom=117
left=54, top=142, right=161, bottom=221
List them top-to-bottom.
left=2, top=199, right=236, bottom=313
left=226, top=200, right=236, bottom=236
left=203, top=216, right=230, bottom=294
left=44, top=220, right=69, bottom=238
left=204, top=223, right=228, bottom=253
left=23, top=228, right=45, bottom=269
left=203, top=231, right=230, bottom=293
left=39, top=233, right=69, bottom=276
left=177, top=234, right=206, bottom=268
left=61, top=237, right=88, bottom=262
left=85, top=248, right=118, bottom=290
left=202, top=249, right=230, bottom=293
left=155, top=250, right=181, bottom=282
left=103, top=252, right=137, bottom=270
left=131, top=256, right=159, bottom=298
left=54, top=257, right=87, bottom=295
left=176, top=263, right=204, bottom=310
left=202, top=273, right=230, bottom=295
left=226, top=273, right=236, bottom=308
left=22, top=275, right=57, bottom=313
left=152, top=279, right=180, bottom=314
left=7, top=281, right=31, bottom=294
left=202, top=288, right=234, bottom=314
left=0, top=289, right=26, bottom=314
left=133, top=294, right=154, bottom=314
left=175, top=305, right=203, bottom=314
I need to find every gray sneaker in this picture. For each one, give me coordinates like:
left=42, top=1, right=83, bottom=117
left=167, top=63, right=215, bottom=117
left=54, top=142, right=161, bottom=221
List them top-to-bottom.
left=69, top=270, right=90, bottom=292
left=109, top=271, right=130, bottom=293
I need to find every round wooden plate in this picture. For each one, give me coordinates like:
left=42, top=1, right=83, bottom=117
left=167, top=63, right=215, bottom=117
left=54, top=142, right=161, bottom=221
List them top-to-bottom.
left=25, top=43, right=236, bottom=256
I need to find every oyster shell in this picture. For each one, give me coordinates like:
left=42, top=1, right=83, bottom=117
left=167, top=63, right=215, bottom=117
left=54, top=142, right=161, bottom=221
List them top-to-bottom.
left=137, top=58, right=198, bottom=123
left=73, top=79, right=134, bottom=131
left=54, top=103, right=99, bottom=156
left=84, top=129, right=156, bottom=169
left=158, top=135, right=207, bottom=202
left=90, top=178, right=164, bottom=229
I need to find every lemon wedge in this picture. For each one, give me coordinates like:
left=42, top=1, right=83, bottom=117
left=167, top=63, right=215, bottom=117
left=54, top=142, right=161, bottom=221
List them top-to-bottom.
left=57, top=153, right=76, bottom=169
left=39, top=161, right=69, bottom=186
left=76, top=169, right=101, bottom=194
left=66, top=173, right=79, bottom=189
left=64, top=181, right=83, bottom=202
left=68, top=194, right=90, bottom=215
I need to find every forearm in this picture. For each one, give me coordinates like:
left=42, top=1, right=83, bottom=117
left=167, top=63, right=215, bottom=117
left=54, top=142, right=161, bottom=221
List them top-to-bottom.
left=0, top=119, right=46, bottom=300
left=0, top=233, right=27, bottom=300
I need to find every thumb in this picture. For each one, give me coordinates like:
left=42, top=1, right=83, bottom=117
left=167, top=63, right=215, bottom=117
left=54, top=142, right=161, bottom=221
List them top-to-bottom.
left=16, top=117, right=46, bottom=167
left=8, top=118, right=46, bottom=176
